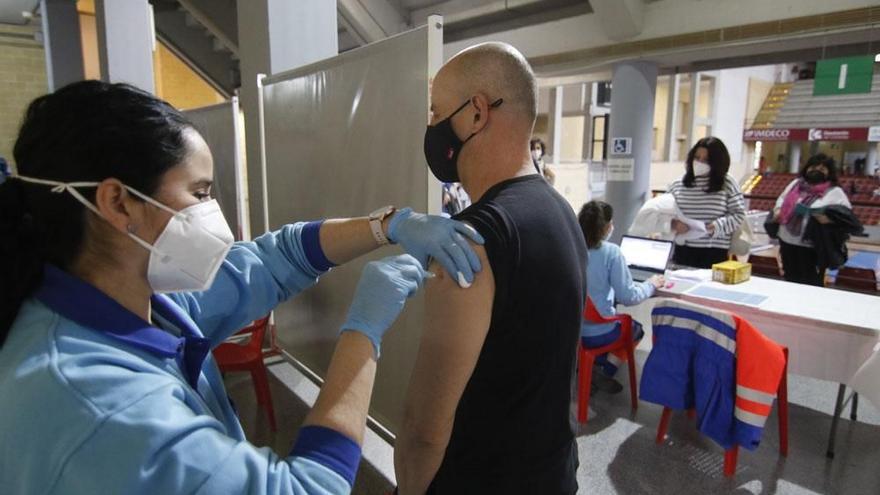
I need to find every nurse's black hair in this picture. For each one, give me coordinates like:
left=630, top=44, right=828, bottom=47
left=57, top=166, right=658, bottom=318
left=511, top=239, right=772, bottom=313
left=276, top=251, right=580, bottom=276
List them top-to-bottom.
left=0, top=80, right=193, bottom=345
left=682, top=136, right=730, bottom=193
left=578, top=200, right=613, bottom=249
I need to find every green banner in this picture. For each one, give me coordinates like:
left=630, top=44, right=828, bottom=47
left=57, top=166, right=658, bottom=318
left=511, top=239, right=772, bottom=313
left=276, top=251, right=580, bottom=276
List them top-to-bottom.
left=814, top=56, right=874, bottom=96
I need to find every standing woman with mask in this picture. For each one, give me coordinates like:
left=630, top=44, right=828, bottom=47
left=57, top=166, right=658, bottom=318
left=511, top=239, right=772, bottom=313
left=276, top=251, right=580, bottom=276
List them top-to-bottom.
left=0, top=81, right=484, bottom=494
left=529, top=137, right=556, bottom=185
left=668, top=137, right=746, bottom=268
left=773, top=154, right=851, bottom=286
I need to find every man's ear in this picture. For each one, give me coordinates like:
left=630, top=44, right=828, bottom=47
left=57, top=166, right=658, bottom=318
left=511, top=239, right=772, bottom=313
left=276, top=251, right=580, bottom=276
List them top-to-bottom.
left=469, top=94, right=492, bottom=134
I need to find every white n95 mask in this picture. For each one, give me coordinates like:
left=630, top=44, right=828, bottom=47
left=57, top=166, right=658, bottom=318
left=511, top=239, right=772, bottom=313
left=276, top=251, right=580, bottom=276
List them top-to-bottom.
left=692, top=160, right=712, bottom=177
left=13, top=175, right=234, bottom=293
left=138, top=199, right=234, bottom=293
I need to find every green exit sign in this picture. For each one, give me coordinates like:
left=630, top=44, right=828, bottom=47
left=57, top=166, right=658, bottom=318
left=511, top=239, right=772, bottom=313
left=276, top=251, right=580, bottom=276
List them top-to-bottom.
left=814, top=56, right=874, bottom=96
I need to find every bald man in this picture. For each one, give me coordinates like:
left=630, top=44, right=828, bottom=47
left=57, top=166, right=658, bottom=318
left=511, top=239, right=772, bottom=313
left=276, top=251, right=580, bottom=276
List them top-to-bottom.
left=394, top=43, right=587, bottom=494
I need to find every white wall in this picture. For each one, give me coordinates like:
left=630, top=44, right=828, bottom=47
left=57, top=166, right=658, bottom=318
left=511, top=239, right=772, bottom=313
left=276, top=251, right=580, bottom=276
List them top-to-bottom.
left=646, top=65, right=778, bottom=192
left=712, top=65, right=776, bottom=166
left=712, top=65, right=777, bottom=179
left=552, top=163, right=591, bottom=212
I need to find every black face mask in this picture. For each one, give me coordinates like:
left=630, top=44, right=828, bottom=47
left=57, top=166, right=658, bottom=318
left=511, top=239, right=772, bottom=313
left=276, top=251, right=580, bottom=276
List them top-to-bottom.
left=423, top=97, right=503, bottom=183
left=805, top=170, right=827, bottom=184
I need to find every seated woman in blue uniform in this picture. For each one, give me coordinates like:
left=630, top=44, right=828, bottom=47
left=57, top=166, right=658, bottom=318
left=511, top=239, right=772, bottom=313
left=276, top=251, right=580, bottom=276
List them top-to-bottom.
left=0, top=81, right=485, bottom=495
left=578, top=201, right=664, bottom=393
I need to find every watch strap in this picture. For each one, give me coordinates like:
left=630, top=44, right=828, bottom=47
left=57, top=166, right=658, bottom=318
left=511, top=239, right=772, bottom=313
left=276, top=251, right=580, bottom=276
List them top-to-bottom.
left=370, top=217, right=391, bottom=246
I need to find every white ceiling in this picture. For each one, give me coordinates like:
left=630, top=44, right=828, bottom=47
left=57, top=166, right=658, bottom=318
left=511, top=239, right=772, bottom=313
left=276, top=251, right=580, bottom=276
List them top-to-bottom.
left=0, top=0, right=39, bottom=25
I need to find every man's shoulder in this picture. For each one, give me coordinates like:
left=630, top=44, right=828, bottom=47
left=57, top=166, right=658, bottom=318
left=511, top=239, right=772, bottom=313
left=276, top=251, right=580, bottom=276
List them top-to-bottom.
left=455, top=197, right=514, bottom=242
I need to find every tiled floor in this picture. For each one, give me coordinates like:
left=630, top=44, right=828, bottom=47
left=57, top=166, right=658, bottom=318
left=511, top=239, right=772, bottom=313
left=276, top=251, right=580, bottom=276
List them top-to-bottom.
left=225, top=351, right=880, bottom=495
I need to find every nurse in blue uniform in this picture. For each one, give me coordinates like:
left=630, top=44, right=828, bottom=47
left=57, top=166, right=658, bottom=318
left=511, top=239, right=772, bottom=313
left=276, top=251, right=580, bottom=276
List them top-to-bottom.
left=0, top=81, right=484, bottom=494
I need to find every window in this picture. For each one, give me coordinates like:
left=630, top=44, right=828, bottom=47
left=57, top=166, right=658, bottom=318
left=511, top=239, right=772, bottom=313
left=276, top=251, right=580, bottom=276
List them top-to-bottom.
left=596, top=82, right=612, bottom=106
left=591, top=115, right=608, bottom=160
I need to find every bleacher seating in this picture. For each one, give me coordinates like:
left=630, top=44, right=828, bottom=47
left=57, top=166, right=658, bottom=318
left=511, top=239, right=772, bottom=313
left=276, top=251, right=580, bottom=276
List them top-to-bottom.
left=773, top=75, right=880, bottom=129
left=743, top=173, right=880, bottom=227
left=747, top=173, right=797, bottom=198
left=746, top=197, right=775, bottom=212
left=853, top=206, right=880, bottom=226
left=750, top=254, right=782, bottom=279
left=835, top=267, right=879, bottom=294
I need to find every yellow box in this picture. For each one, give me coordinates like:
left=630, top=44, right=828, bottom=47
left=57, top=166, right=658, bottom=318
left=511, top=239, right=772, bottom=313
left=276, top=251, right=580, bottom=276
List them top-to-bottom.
left=712, top=260, right=752, bottom=284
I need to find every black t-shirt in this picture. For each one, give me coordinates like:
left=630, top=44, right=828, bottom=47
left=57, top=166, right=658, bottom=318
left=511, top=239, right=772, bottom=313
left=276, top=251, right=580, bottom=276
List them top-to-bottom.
left=427, top=175, right=588, bottom=495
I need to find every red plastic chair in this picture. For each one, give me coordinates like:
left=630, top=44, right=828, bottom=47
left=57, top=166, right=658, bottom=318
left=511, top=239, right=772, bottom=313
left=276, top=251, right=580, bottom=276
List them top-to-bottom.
left=577, top=297, right=638, bottom=424
left=213, top=316, right=276, bottom=431
left=655, top=348, right=789, bottom=477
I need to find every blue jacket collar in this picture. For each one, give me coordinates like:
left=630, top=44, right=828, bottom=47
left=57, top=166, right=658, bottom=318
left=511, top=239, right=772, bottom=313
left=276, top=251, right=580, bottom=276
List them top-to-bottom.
left=35, top=265, right=210, bottom=388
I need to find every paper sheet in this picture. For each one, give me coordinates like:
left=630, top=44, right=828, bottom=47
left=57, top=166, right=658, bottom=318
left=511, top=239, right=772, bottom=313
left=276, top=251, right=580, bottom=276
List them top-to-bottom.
left=674, top=214, right=708, bottom=243
left=667, top=268, right=714, bottom=282
left=685, top=285, right=769, bottom=306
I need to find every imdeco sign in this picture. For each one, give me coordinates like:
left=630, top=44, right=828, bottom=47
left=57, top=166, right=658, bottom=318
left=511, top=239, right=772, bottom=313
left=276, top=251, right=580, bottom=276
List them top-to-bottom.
left=743, top=127, right=869, bottom=142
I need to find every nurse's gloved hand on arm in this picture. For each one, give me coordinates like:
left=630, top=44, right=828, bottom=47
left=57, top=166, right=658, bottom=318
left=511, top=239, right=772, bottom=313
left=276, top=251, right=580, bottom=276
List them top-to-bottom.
left=387, top=207, right=484, bottom=289
left=340, top=254, right=429, bottom=358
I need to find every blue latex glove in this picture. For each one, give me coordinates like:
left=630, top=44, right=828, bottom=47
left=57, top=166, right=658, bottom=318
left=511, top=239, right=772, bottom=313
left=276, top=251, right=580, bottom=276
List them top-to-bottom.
left=387, top=207, right=485, bottom=288
left=341, top=254, right=429, bottom=358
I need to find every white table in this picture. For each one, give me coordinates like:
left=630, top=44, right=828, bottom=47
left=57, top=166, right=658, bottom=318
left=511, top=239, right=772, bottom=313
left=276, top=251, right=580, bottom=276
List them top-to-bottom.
left=622, top=275, right=880, bottom=458
left=625, top=275, right=880, bottom=384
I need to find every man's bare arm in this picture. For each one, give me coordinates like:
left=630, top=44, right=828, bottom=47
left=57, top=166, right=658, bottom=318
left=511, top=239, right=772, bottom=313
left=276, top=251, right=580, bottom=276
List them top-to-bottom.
left=394, top=244, right=495, bottom=495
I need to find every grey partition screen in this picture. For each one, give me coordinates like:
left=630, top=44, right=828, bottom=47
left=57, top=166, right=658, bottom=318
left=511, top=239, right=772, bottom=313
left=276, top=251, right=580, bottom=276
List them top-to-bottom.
left=260, top=19, right=443, bottom=434
left=184, top=97, right=249, bottom=240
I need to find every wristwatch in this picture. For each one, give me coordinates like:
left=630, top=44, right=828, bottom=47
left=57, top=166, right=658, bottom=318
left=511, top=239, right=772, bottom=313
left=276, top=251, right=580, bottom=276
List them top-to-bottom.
left=369, top=205, right=397, bottom=246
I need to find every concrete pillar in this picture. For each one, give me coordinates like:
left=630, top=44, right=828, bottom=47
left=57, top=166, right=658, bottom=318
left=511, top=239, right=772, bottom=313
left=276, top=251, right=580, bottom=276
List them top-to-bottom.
left=40, top=0, right=84, bottom=91
left=95, top=0, right=154, bottom=93
left=238, top=0, right=337, bottom=233
left=606, top=61, right=658, bottom=242
left=687, top=72, right=701, bottom=149
left=665, top=73, right=680, bottom=162
left=581, top=83, right=594, bottom=162
left=547, top=86, right=564, bottom=166
left=789, top=142, right=802, bottom=173
left=867, top=144, right=878, bottom=176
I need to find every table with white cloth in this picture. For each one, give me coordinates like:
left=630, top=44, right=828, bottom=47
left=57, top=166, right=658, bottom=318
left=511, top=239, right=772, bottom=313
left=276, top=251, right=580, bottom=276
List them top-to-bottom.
left=622, top=275, right=880, bottom=458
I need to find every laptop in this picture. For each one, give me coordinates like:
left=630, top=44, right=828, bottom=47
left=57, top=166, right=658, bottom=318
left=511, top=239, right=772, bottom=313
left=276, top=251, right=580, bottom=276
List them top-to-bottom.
left=619, top=235, right=675, bottom=282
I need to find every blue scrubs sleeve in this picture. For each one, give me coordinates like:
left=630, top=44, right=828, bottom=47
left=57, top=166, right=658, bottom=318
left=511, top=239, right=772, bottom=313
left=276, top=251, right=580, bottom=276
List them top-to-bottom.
left=169, top=222, right=333, bottom=346
left=54, top=383, right=358, bottom=495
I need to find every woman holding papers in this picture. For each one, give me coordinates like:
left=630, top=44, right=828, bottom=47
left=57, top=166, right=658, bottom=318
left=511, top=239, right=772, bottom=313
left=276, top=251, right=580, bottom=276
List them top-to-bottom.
left=668, top=137, right=745, bottom=268
left=773, top=154, right=853, bottom=286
